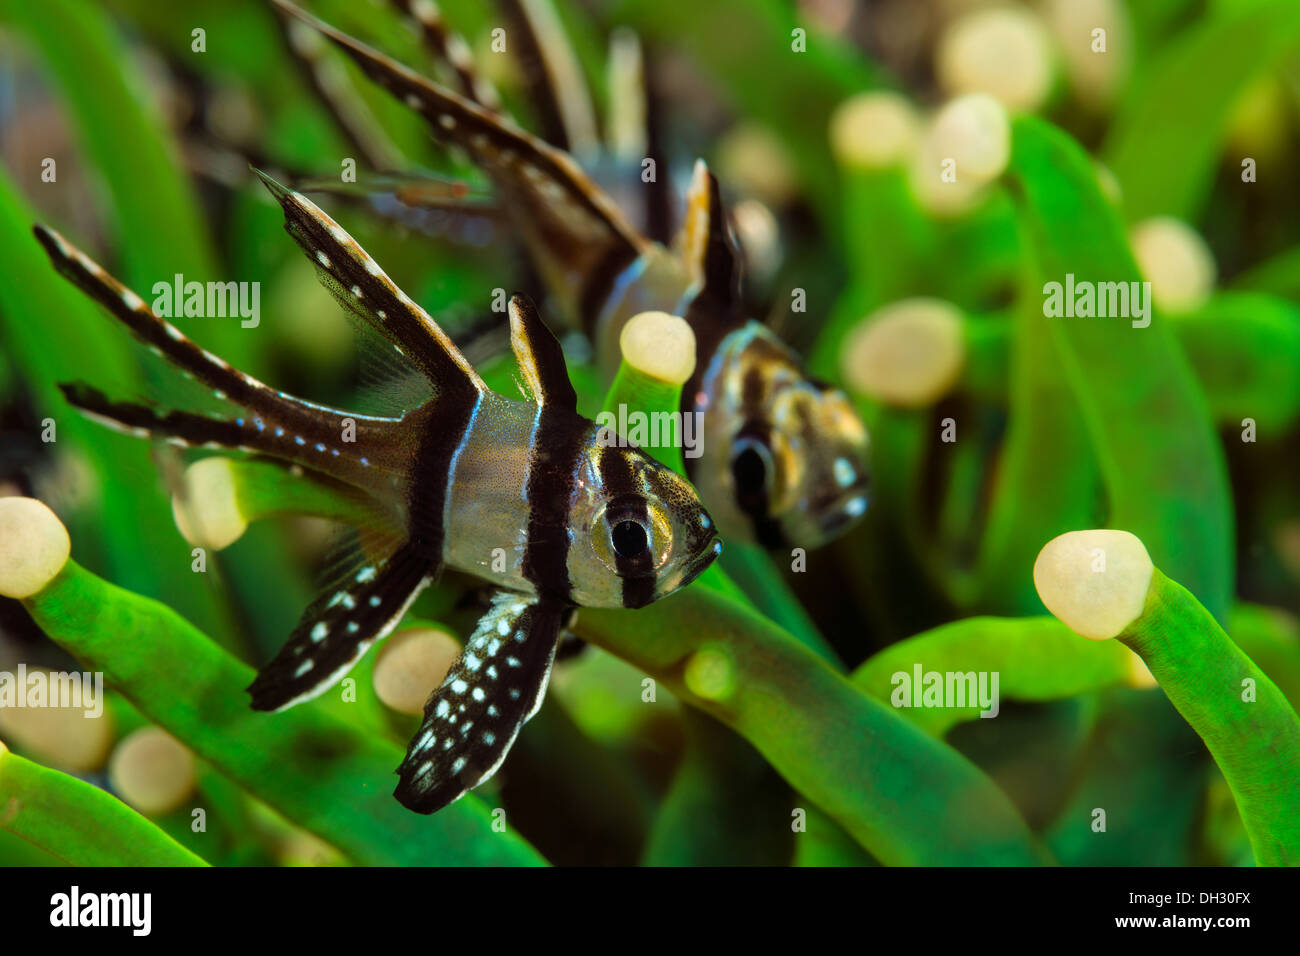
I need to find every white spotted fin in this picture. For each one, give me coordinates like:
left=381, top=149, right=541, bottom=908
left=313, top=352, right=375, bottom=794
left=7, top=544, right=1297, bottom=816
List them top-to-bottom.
left=395, top=591, right=565, bottom=813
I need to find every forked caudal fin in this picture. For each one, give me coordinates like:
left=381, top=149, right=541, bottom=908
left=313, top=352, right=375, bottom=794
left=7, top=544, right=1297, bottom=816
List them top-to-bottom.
left=32, top=222, right=405, bottom=491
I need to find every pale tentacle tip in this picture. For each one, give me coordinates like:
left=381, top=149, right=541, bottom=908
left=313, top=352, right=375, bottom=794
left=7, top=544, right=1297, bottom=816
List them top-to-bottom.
left=829, top=90, right=920, bottom=170
left=842, top=298, right=966, bottom=407
left=620, top=311, right=696, bottom=385
left=171, top=458, right=248, bottom=550
left=0, top=497, right=72, bottom=599
left=1033, top=529, right=1154, bottom=641
left=373, top=627, right=462, bottom=715
left=684, top=644, right=737, bottom=702
left=108, top=727, right=197, bottom=816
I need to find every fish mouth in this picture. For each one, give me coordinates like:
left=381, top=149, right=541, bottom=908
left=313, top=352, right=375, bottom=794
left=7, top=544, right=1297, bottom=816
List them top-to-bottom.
left=679, top=533, right=723, bottom=590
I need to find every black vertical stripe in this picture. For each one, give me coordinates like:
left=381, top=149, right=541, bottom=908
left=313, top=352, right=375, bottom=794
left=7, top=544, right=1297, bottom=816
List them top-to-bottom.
left=409, top=393, right=480, bottom=562
left=522, top=409, right=585, bottom=602
left=598, top=447, right=656, bottom=608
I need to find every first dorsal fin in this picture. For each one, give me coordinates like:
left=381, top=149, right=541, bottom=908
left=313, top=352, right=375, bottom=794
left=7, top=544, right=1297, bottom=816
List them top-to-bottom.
left=678, top=160, right=744, bottom=327
left=252, top=167, right=486, bottom=398
left=508, top=293, right=576, bottom=412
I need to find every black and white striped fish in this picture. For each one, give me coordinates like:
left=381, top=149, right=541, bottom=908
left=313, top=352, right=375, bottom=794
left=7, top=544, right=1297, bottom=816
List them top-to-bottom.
left=271, top=0, right=871, bottom=550
left=33, top=169, right=719, bottom=814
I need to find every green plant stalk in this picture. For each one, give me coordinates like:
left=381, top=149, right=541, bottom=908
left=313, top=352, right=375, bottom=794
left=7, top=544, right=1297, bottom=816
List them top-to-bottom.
left=2, top=0, right=262, bottom=368
left=1007, top=116, right=1233, bottom=619
left=810, top=165, right=933, bottom=380
left=931, top=191, right=1023, bottom=309
left=976, top=192, right=1102, bottom=615
left=1234, top=244, right=1300, bottom=302
left=1170, top=293, right=1300, bottom=430
left=958, top=311, right=1016, bottom=401
left=602, top=361, right=688, bottom=474
left=934, top=414, right=987, bottom=580
left=224, top=459, right=392, bottom=532
left=718, top=540, right=836, bottom=664
left=21, top=560, right=545, bottom=866
left=1118, top=569, right=1300, bottom=866
left=574, top=587, right=1049, bottom=865
left=1231, top=603, right=1300, bottom=712
left=853, top=616, right=1137, bottom=737
left=1043, top=687, right=1207, bottom=867
left=642, top=711, right=795, bottom=865
left=0, top=745, right=207, bottom=866
left=793, top=805, right=878, bottom=867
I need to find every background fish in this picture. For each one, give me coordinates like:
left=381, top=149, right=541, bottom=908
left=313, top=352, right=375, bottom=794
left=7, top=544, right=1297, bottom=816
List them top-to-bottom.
left=270, top=0, right=871, bottom=551
left=33, top=169, right=719, bottom=815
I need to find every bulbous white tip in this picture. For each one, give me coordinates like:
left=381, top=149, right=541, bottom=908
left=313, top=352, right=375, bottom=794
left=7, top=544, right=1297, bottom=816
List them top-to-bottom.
left=937, top=7, right=1055, bottom=112
left=829, top=91, right=921, bottom=170
left=930, top=93, right=1012, bottom=184
left=907, top=94, right=1009, bottom=216
left=715, top=124, right=799, bottom=205
left=731, top=198, right=782, bottom=283
left=1130, top=217, right=1217, bottom=315
left=842, top=298, right=966, bottom=407
left=620, top=311, right=697, bottom=385
left=171, top=458, right=247, bottom=550
left=0, top=497, right=71, bottom=599
left=1033, top=529, right=1154, bottom=640
left=372, top=628, right=462, bottom=716
left=0, top=680, right=115, bottom=772
left=108, top=727, right=196, bottom=816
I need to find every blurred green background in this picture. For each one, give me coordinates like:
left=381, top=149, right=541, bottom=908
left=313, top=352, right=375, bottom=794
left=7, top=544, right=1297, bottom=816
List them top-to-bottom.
left=0, top=0, right=1298, bottom=866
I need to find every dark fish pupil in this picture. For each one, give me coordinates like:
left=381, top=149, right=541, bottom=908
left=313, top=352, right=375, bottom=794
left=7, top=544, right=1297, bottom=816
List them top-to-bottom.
left=732, top=445, right=768, bottom=499
left=612, top=520, right=648, bottom=558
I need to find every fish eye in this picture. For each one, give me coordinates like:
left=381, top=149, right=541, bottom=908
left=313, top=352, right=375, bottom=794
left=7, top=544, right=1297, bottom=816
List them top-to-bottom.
left=590, top=494, right=672, bottom=575
left=611, top=519, right=649, bottom=559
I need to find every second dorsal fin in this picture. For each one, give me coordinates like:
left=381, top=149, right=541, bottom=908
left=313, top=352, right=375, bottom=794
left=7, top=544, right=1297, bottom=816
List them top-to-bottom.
left=508, top=294, right=576, bottom=411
